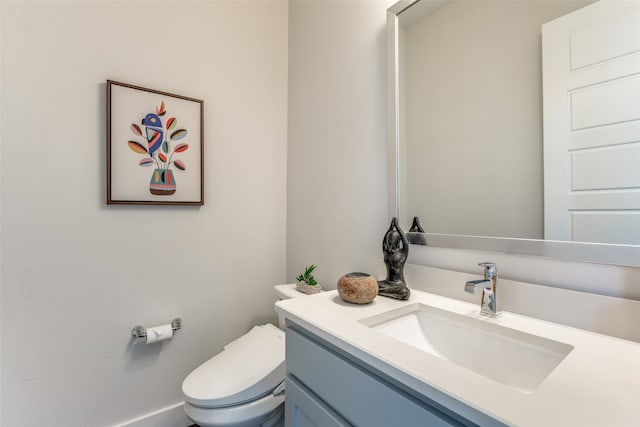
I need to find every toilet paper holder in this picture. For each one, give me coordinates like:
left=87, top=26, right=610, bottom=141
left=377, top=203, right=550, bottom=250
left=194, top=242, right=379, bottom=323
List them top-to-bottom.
left=131, top=318, right=182, bottom=339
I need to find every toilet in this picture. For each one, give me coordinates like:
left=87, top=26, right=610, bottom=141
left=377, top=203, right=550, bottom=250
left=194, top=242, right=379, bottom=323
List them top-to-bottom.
left=182, top=284, right=312, bottom=427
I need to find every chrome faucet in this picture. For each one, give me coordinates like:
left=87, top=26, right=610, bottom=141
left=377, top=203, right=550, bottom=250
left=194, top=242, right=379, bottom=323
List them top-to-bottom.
left=464, top=262, right=500, bottom=316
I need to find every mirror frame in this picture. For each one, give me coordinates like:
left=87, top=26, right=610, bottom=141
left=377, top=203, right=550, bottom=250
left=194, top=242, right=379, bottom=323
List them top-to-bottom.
left=386, top=0, right=640, bottom=267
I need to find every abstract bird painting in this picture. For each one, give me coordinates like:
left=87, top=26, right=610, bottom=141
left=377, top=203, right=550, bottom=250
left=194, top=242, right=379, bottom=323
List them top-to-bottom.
left=127, top=100, right=189, bottom=195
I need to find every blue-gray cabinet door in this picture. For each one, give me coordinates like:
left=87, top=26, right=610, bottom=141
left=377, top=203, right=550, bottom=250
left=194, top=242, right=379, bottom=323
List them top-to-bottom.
left=285, top=376, right=351, bottom=427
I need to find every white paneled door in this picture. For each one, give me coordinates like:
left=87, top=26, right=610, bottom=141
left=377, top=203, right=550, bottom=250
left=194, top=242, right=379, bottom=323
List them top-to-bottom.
left=543, top=0, right=640, bottom=244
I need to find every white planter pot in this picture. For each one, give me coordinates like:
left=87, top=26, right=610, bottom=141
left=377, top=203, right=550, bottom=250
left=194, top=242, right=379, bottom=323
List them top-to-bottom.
left=296, top=281, right=322, bottom=295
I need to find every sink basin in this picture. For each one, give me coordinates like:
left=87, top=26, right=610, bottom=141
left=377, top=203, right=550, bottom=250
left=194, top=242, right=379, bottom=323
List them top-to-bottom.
left=360, top=303, right=573, bottom=393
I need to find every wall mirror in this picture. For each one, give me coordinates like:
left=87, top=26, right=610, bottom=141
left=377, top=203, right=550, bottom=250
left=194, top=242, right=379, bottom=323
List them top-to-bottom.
left=387, top=0, right=640, bottom=266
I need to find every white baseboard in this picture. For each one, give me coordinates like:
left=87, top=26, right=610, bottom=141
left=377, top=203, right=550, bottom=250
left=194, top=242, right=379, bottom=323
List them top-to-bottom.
left=114, top=401, right=192, bottom=427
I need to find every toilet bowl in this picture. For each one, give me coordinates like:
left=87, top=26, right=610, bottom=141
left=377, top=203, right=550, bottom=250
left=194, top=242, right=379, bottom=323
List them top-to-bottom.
left=182, top=284, right=313, bottom=427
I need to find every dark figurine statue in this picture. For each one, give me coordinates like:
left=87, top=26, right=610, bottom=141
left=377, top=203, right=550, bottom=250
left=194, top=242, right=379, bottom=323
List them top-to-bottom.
left=407, top=216, right=427, bottom=245
left=409, top=216, right=425, bottom=232
left=378, top=218, right=410, bottom=300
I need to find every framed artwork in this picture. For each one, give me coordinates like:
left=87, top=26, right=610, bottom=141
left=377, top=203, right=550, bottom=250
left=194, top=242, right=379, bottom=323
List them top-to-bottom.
left=106, top=80, right=204, bottom=205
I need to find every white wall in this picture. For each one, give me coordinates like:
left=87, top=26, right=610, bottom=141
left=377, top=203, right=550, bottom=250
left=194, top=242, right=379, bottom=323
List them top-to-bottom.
left=287, top=0, right=394, bottom=288
left=0, top=1, right=288, bottom=426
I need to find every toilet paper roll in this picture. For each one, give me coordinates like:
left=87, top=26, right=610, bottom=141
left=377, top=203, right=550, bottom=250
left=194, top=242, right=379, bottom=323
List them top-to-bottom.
left=146, top=324, right=173, bottom=344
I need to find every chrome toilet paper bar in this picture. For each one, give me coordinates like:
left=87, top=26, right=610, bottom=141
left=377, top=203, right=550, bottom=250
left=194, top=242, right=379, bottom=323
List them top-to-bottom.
left=131, top=318, right=182, bottom=339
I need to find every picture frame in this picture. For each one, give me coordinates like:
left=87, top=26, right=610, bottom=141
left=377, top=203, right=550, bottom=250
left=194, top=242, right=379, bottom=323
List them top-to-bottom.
left=106, top=80, right=204, bottom=205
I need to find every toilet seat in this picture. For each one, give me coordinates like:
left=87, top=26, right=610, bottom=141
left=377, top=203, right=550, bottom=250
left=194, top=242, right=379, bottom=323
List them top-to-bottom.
left=182, top=324, right=285, bottom=409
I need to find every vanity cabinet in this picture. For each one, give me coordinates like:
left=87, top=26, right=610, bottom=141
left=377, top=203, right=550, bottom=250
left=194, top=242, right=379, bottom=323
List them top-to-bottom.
left=284, top=322, right=476, bottom=427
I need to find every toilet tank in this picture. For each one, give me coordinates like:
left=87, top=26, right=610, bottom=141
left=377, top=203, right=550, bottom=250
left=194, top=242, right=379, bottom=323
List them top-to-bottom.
left=274, top=283, right=316, bottom=329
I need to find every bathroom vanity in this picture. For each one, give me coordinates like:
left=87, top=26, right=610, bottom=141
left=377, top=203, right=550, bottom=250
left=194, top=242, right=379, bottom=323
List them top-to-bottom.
left=276, top=289, right=640, bottom=426
left=284, top=321, right=495, bottom=427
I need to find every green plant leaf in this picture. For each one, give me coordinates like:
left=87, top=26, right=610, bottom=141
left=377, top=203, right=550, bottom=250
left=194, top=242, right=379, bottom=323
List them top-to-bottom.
left=297, top=265, right=317, bottom=285
left=304, top=265, right=317, bottom=276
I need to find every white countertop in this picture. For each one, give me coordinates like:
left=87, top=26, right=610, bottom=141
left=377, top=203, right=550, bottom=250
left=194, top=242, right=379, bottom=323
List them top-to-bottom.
left=276, top=289, right=640, bottom=427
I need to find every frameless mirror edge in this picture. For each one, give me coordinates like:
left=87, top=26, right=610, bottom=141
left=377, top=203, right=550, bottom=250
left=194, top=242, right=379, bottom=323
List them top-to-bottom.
left=386, top=0, right=640, bottom=268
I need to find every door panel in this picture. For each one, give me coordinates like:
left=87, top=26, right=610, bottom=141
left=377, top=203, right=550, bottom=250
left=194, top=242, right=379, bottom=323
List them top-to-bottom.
left=543, top=0, right=640, bottom=243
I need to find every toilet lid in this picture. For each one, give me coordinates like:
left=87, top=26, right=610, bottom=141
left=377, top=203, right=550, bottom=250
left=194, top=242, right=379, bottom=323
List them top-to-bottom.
left=182, top=324, right=285, bottom=409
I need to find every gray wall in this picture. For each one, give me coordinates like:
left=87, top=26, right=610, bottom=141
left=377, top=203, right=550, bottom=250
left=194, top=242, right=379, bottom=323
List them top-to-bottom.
left=287, top=0, right=394, bottom=289
left=0, top=2, right=288, bottom=425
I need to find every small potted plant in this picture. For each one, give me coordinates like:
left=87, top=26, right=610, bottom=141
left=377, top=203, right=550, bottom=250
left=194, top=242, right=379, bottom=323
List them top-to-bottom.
left=296, top=265, right=322, bottom=295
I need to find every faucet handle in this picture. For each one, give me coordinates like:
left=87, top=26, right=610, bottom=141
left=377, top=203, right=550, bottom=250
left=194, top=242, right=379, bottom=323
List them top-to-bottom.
left=478, top=262, right=497, bottom=279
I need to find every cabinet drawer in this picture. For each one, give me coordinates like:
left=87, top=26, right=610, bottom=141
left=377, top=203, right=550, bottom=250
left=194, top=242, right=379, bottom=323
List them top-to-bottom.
left=286, top=326, right=467, bottom=427
left=285, top=375, right=351, bottom=427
